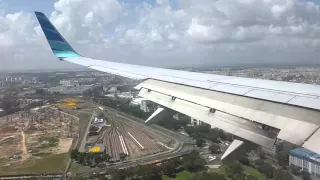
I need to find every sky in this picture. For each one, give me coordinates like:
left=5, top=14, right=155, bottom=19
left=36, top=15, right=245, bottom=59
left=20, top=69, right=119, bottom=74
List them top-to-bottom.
left=1, top=0, right=320, bottom=71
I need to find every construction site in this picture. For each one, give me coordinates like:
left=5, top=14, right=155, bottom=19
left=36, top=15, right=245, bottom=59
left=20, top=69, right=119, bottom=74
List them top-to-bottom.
left=0, top=105, right=79, bottom=167
left=84, top=109, right=174, bottom=162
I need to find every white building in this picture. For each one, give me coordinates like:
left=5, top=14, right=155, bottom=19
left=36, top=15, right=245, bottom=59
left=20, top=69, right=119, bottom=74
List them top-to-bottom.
left=60, top=80, right=72, bottom=86
left=108, top=87, right=117, bottom=93
left=130, top=98, right=146, bottom=106
left=140, top=99, right=155, bottom=113
left=173, top=113, right=191, bottom=121
left=191, top=117, right=204, bottom=126
left=289, top=148, right=320, bottom=177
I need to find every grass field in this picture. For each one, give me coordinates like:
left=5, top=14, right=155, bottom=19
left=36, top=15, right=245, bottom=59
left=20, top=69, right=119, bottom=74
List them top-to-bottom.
left=66, top=108, right=94, bottom=173
left=66, top=109, right=93, bottom=149
left=0, top=153, right=70, bottom=175
left=218, top=164, right=265, bottom=180
left=243, top=165, right=266, bottom=180
left=162, top=170, right=193, bottom=180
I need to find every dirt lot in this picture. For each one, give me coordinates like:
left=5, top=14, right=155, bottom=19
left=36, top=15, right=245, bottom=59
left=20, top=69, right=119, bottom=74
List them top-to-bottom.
left=0, top=106, right=79, bottom=174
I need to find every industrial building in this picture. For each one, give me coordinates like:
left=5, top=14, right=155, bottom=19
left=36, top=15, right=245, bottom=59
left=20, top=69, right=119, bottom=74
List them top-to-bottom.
left=87, top=144, right=105, bottom=153
left=289, top=148, right=320, bottom=177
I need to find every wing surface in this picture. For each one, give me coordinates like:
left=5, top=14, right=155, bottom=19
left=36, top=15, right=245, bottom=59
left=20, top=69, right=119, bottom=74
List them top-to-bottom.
left=35, top=11, right=320, bottom=111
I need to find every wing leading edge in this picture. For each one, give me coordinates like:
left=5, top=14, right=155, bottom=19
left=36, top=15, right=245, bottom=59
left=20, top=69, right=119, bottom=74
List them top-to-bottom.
left=35, top=11, right=320, bottom=111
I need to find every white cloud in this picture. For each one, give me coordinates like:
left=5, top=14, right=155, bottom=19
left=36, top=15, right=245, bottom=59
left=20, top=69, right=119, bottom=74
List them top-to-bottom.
left=1, top=0, right=320, bottom=70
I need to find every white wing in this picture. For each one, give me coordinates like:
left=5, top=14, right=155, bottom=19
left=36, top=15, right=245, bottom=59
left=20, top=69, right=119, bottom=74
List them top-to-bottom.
left=35, top=11, right=320, bottom=154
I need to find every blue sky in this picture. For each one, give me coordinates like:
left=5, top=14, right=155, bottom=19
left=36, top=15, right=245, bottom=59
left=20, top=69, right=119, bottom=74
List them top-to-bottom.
left=1, top=0, right=177, bottom=15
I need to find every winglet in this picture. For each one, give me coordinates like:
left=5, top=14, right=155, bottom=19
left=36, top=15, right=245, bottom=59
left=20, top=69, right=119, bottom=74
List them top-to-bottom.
left=34, top=11, right=80, bottom=59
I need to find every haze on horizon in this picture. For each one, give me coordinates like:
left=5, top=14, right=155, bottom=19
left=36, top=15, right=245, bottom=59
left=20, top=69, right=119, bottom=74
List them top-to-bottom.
left=2, top=0, right=320, bottom=71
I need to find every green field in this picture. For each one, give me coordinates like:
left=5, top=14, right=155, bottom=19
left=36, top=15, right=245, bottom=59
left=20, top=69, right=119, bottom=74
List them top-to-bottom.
left=66, top=108, right=93, bottom=149
left=66, top=108, right=94, bottom=173
left=0, top=153, right=70, bottom=175
left=218, top=164, right=265, bottom=180
left=243, top=165, right=266, bottom=180
left=162, top=170, right=193, bottom=180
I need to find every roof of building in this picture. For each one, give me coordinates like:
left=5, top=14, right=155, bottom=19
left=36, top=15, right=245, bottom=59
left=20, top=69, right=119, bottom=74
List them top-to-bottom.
left=88, top=144, right=105, bottom=153
left=290, top=148, right=320, bottom=160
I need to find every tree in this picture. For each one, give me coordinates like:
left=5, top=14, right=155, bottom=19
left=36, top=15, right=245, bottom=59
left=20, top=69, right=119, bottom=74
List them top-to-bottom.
left=206, top=129, right=220, bottom=142
left=196, top=138, right=205, bottom=147
left=209, top=144, right=221, bottom=154
left=257, top=147, right=266, bottom=159
left=70, top=149, right=79, bottom=159
left=183, top=151, right=206, bottom=172
left=276, top=151, right=289, bottom=168
left=119, top=153, right=128, bottom=161
left=238, top=155, right=250, bottom=166
left=161, top=158, right=182, bottom=175
left=254, top=159, right=264, bottom=167
left=225, top=161, right=244, bottom=179
left=259, top=163, right=274, bottom=178
left=290, top=165, right=301, bottom=175
left=273, top=169, right=293, bottom=180
left=302, top=171, right=312, bottom=180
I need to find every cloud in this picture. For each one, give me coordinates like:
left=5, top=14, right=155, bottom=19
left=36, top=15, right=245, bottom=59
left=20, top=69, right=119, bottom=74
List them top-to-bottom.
left=1, top=0, right=320, bottom=70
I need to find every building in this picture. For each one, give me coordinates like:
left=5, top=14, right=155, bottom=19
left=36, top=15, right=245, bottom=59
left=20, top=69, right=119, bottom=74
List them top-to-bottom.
left=60, top=80, right=72, bottom=86
left=48, top=85, right=93, bottom=94
left=130, top=98, right=146, bottom=106
left=140, top=99, right=155, bottom=113
left=173, top=113, right=191, bottom=122
left=191, top=117, right=204, bottom=126
left=87, top=144, right=105, bottom=153
left=289, top=148, right=320, bottom=177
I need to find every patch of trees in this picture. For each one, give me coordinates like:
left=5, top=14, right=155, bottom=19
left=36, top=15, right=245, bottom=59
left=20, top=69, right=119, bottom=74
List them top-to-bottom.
left=0, top=97, right=20, bottom=115
left=157, top=118, right=190, bottom=131
left=184, top=126, right=233, bottom=143
left=196, top=138, right=206, bottom=147
left=209, top=144, right=221, bottom=154
left=70, top=149, right=111, bottom=167
left=96, top=151, right=205, bottom=180
left=182, top=151, right=206, bottom=172
left=276, top=151, right=289, bottom=168
left=253, top=159, right=293, bottom=180
left=225, top=161, right=246, bottom=180
left=302, top=171, right=312, bottom=180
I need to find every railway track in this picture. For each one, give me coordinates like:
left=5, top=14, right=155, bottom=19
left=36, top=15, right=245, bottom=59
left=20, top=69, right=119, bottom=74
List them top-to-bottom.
left=93, top=112, right=167, bottom=161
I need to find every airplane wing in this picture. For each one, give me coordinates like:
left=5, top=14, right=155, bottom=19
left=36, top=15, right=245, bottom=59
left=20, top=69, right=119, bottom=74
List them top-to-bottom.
left=35, top=11, right=320, bottom=154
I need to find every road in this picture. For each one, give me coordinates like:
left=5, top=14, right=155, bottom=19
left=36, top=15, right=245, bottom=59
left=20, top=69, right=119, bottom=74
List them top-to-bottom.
left=79, top=111, right=96, bottom=152
left=77, top=143, right=194, bottom=178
